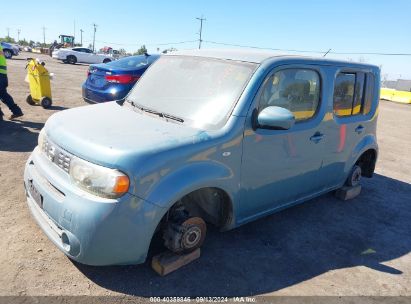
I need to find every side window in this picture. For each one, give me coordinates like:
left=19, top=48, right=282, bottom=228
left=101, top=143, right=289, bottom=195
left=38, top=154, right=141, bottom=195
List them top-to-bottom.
left=258, top=69, right=321, bottom=122
left=333, top=72, right=375, bottom=117
left=333, top=73, right=356, bottom=116
left=352, top=73, right=365, bottom=115
left=363, top=73, right=375, bottom=115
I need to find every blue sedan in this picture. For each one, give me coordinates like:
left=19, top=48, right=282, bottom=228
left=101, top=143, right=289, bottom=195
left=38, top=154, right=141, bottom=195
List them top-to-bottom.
left=82, top=54, right=160, bottom=103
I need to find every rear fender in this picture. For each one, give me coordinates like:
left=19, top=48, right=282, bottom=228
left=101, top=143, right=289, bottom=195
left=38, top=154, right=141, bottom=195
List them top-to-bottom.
left=346, top=134, right=378, bottom=175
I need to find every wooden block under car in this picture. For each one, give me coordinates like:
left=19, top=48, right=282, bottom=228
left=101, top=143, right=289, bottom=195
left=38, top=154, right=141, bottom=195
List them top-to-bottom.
left=335, top=185, right=362, bottom=201
left=151, top=248, right=201, bottom=276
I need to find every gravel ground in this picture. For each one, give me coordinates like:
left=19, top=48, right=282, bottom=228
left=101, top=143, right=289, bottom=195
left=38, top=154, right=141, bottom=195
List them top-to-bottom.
left=0, top=53, right=410, bottom=298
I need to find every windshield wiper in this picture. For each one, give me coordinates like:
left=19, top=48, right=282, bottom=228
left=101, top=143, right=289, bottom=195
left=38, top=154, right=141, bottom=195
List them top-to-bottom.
left=128, top=100, right=184, bottom=123
left=161, top=113, right=184, bottom=123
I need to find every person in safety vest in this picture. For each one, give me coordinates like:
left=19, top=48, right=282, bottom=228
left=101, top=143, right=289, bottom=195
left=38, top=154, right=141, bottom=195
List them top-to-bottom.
left=0, top=44, right=23, bottom=121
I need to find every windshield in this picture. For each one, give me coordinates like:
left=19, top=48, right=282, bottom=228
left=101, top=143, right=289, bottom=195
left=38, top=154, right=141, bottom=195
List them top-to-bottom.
left=127, top=56, right=257, bottom=129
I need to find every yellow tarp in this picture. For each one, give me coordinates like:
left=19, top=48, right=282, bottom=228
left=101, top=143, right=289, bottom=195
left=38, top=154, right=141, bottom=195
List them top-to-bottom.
left=380, top=88, right=411, bottom=104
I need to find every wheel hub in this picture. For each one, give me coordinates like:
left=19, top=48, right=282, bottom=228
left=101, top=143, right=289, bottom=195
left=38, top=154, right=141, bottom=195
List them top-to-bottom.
left=163, top=216, right=207, bottom=253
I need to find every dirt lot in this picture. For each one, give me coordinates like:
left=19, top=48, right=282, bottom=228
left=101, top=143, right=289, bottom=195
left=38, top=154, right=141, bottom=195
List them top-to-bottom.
left=0, top=53, right=410, bottom=298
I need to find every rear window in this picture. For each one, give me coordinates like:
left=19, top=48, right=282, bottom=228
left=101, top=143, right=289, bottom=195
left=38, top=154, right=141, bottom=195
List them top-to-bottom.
left=108, top=56, right=158, bottom=69
left=333, top=72, right=375, bottom=117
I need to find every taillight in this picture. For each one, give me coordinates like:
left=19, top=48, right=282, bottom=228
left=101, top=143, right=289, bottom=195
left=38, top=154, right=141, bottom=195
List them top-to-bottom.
left=105, top=74, right=140, bottom=84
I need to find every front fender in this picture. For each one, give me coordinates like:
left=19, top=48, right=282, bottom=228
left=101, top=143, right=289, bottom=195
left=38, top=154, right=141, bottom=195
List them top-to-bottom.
left=142, top=161, right=237, bottom=211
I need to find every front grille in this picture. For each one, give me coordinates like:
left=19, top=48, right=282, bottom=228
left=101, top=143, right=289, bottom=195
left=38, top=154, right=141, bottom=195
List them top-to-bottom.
left=42, top=138, right=72, bottom=173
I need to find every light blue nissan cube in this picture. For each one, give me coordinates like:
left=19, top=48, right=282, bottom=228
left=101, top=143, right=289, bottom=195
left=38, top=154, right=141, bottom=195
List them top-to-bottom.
left=24, top=49, right=380, bottom=265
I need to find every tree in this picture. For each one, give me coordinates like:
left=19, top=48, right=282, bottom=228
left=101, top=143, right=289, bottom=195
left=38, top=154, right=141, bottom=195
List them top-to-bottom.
left=0, top=37, right=16, bottom=43
left=18, top=39, right=29, bottom=46
left=134, top=45, right=147, bottom=55
left=162, top=47, right=177, bottom=54
left=118, top=48, right=127, bottom=56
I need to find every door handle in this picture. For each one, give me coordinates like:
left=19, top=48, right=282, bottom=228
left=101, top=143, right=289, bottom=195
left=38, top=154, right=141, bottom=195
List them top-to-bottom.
left=355, top=125, right=365, bottom=134
left=310, top=132, right=324, bottom=143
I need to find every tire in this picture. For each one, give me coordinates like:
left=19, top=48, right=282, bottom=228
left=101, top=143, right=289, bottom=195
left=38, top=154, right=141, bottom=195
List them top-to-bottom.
left=3, top=49, right=12, bottom=59
left=67, top=55, right=77, bottom=64
left=103, top=58, right=111, bottom=64
left=26, top=95, right=35, bottom=105
left=40, top=97, right=52, bottom=109
left=346, top=165, right=362, bottom=187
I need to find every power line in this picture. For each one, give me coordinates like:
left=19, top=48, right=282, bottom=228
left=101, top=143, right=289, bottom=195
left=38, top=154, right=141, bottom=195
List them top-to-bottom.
left=196, top=16, right=206, bottom=49
left=94, top=39, right=197, bottom=47
left=204, top=40, right=411, bottom=56
left=204, top=40, right=324, bottom=53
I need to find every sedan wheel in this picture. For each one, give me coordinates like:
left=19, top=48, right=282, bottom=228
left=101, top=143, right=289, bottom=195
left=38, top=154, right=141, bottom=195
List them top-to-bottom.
left=3, top=49, right=12, bottom=59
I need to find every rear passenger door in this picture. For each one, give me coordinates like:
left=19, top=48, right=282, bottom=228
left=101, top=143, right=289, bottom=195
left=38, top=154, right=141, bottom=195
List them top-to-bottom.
left=321, top=70, right=376, bottom=187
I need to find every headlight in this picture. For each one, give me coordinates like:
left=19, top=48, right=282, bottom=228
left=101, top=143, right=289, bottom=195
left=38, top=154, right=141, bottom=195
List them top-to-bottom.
left=38, top=128, right=45, bottom=150
left=69, top=157, right=130, bottom=199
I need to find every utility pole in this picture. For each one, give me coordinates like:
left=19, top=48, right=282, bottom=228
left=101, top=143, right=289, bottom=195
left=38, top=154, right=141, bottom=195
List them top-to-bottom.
left=196, top=16, right=206, bottom=49
left=92, top=23, right=97, bottom=52
left=42, top=26, right=46, bottom=46
left=6, top=27, right=10, bottom=38
left=17, top=29, right=21, bottom=42
left=80, top=29, right=84, bottom=46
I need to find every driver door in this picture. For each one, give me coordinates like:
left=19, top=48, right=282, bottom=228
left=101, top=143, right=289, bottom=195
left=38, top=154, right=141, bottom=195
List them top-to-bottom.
left=240, top=66, right=327, bottom=220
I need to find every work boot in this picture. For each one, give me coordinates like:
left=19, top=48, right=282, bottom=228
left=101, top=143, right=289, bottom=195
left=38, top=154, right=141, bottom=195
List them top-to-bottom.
left=9, top=113, right=24, bottom=120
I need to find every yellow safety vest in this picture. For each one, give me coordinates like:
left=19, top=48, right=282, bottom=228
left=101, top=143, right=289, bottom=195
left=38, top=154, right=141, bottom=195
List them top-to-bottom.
left=0, top=45, right=7, bottom=75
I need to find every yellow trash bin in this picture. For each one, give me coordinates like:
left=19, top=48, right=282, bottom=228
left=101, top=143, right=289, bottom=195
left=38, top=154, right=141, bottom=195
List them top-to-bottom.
left=26, top=58, right=52, bottom=109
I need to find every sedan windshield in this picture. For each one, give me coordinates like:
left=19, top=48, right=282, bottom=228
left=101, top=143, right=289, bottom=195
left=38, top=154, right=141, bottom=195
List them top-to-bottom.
left=127, top=56, right=257, bottom=129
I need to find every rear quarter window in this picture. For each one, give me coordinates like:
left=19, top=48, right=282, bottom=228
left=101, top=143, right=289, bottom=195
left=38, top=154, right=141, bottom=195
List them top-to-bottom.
left=333, top=71, right=375, bottom=117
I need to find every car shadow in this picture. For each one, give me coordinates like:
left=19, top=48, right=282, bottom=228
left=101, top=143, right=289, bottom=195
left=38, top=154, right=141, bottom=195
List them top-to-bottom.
left=58, top=62, right=90, bottom=67
left=48, top=105, right=68, bottom=111
left=0, top=119, right=44, bottom=152
left=74, top=173, right=411, bottom=297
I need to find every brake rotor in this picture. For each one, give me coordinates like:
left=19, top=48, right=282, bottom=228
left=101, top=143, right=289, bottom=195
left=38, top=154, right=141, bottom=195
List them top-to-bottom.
left=180, top=217, right=207, bottom=252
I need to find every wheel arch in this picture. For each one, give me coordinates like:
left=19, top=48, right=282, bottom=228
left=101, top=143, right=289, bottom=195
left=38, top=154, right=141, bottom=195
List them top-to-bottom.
left=349, top=134, right=378, bottom=178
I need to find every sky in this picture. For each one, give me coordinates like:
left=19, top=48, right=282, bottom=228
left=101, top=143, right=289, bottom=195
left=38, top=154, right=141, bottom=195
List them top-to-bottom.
left=2, top=0, right=411, bottom=79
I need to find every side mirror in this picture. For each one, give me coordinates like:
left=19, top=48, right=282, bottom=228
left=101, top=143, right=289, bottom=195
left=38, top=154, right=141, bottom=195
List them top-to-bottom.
left=257, top=106, right=295, bottom=130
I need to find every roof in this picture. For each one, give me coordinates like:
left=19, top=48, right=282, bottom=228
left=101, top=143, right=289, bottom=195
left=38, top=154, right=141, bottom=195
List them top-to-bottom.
left=168, top=48, right=379, bottom=69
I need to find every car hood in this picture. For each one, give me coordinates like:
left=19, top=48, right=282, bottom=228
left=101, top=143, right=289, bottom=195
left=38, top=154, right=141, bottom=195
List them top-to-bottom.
left=45, top=102, right=208, bottom=173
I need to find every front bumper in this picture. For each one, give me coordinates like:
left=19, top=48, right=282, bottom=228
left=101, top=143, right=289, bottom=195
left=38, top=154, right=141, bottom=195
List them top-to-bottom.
left=52, top=54, right=63, bottom=60
left=24, top=147, right=166, bottom=265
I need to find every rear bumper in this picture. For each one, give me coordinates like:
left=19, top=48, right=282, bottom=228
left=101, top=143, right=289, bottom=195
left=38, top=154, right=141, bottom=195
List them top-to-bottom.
left=82, top=82, right=130, bottom=103
left=24, top=147, right=166, bottom=265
